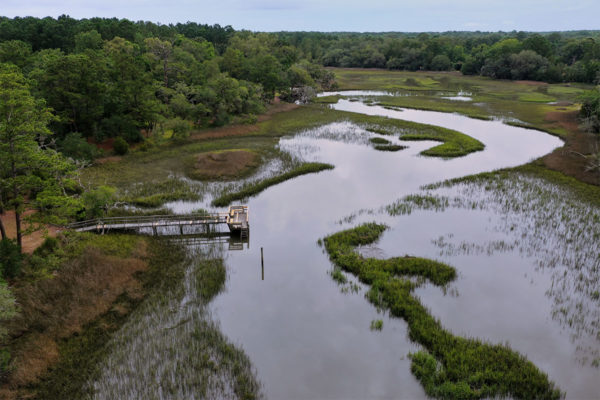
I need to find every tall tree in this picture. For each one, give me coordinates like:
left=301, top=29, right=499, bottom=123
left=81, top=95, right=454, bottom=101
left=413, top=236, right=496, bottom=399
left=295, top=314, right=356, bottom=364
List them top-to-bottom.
left=0, top=63, right=77, bottom=250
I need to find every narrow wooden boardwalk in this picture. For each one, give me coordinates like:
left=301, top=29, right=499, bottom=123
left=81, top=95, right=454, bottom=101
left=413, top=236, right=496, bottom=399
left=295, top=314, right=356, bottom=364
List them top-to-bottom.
left=68, top=206, right=250, bottom=237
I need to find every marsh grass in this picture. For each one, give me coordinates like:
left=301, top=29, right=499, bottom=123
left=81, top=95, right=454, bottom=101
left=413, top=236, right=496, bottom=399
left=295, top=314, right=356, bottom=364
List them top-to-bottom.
left=330, top=68, right=593, bottom=137
left=312, top=95, right=341, bottom=104
left=352, top=114, right=484, bottom=158
left=399, top=131, right=484, bottom=158
left=369, top=137, right=391, bottom=145
left=373, top=144, right=407, bottom=152
left=183, top=149, right=261, bottom=182
left=212, top=162, right=334, bottom=207
left=418, top=163, right=600, bottom=355
left=119, top=178, right=202, bottom=207
left=386, top=194, right=450, bottom=216
left=323, top=223, right=561, bottom=400
left=8, top=235, right=183, bottom=399
left=88, top=246, right=262, bottom=400
left=330, top=267, right=348, bottom=284
left=370, top=319, right=383, bottom=331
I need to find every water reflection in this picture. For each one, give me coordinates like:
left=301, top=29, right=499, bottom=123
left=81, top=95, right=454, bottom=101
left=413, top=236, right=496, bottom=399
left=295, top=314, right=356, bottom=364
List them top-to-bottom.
left=99, top=90, right=600, bottom=399
left=202, top=96, right=588, bottom=399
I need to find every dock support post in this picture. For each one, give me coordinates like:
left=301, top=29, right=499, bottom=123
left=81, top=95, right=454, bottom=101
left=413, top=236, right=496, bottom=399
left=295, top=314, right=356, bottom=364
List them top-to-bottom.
left=179, top=225, right=183, bottom=235
left=261, top=247, right=264, bottom=281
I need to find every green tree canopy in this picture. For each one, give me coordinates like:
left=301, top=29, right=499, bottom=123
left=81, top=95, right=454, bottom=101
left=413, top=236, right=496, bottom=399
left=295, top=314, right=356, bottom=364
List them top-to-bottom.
left=0, top=63, right=81, bottom=249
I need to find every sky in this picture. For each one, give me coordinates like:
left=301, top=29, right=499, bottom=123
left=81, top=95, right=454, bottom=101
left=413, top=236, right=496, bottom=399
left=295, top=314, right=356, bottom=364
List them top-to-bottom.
left=2, top=0, right=599, bottom=32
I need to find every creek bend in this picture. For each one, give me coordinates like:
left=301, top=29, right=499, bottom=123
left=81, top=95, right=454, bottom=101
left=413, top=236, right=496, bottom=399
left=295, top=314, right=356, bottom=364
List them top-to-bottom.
left=95, top=92, right=600, bottom=399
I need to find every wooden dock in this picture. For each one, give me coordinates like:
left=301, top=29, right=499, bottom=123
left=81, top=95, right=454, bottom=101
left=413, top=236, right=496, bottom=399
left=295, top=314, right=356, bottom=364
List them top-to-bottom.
left=226, top=205, right=249, bottom=239
left=68, top=206, right=250, bottom=238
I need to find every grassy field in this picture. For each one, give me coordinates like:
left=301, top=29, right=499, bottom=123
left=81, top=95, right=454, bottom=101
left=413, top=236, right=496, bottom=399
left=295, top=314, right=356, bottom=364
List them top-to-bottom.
left=330, top=68, right=591, bottom=138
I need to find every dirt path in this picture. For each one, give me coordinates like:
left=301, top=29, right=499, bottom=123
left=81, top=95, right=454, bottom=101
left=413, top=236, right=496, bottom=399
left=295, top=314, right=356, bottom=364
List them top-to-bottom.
left=542, top=110, right=599, bottom=185
left=0, top=210, right=60, bottom=253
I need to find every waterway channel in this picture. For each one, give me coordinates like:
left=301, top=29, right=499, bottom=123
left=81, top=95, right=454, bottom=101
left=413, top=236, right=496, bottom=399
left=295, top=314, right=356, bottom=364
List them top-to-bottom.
left=93, top=92, right=600, bottom=399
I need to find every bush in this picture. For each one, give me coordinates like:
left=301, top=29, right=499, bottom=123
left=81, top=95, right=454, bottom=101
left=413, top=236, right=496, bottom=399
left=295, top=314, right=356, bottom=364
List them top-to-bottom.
left=579, top=88, right=600, bottom=134
left=164, top=118, right=192, bottom=142
left=58, top=132, right=99, bottom=161
left=113, top=137, right=129, bottom=155
left=83, top=186, right=116, bottom=219
left=34, top=236, right=60, bottom=258
left=0, top=239, right=23, bottom=280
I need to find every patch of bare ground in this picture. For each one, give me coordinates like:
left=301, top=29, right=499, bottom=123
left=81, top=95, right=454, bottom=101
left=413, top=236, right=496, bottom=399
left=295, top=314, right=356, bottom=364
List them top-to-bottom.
left=542, top=110, right=600, bottom=185
left=187, top=150, right=259, bottom=180
left=0, top=210, right=60, bottom=254
left=1, top=241, right=148, bottom=397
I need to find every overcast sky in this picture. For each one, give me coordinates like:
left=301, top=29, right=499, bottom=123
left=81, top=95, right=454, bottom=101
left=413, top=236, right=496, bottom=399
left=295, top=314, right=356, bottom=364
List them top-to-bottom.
left=2, top=0, right=599, bottom=32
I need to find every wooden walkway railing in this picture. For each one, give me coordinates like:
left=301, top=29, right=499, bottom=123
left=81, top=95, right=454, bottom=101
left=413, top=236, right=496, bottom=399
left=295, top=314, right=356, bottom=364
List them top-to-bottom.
left=68, top=213, right=229, bottom=234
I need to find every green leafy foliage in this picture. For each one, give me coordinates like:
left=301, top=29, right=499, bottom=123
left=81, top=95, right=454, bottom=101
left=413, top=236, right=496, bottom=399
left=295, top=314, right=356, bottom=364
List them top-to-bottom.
left=0, top=64, right=81, bottom=244
left=579, top=87, right=600, bottom=133
left=58, top=132, right=100, bottom=161
left=113, top=137, right=129, bottom=155
left=82, top=185, right=116, bottom=219
left=323, top=223, right=561, bottom=400
left=0, top=239, right=23, bottom=280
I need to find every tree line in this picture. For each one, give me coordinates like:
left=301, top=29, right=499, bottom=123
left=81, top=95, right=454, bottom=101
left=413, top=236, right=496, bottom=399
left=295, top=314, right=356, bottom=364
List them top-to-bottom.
left=0, top=16, right=335, bottom=160
left=277, top=30, right=600, bottom=84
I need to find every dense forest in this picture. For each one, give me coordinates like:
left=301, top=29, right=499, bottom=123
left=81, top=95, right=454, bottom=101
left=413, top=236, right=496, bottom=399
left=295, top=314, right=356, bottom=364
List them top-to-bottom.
left=0, top=16, right=599, bottom=155
left=0, top=16, right=336, bottom=161
left=278, top=30, right=600, bottom=83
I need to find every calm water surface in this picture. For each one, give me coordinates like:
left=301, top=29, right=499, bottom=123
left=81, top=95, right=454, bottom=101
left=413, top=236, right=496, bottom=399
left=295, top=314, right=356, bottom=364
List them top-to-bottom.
left=103, top=91, right=600, bottom=399
left=202, top=96, right=598, bottom=399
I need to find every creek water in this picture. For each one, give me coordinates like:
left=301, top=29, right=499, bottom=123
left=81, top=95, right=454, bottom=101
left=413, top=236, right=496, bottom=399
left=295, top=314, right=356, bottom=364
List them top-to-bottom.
left=98, top=92, right=600, bottom=399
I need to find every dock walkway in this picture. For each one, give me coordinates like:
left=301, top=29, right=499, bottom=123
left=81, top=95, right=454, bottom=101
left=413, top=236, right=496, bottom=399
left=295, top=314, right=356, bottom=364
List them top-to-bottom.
left=68, top=206, right=249, bottom=237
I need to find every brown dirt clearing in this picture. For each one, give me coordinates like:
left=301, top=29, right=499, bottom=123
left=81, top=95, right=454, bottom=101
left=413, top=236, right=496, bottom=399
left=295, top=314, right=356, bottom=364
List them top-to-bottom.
left=0, top=210, right=60, bottom=253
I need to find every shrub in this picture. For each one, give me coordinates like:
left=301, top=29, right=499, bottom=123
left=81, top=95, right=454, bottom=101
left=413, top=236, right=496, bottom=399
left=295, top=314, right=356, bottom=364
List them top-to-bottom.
left=579, top=88, right=600, bottom=134
left=164, top=118, right=192, bottom=142
left=58, top=132, right=99, bottom=161
left=113, top=137, right=129, bottom=155
left=83, top=186, right=116, bottom=219
left=34, top=236, right=60, bottom=258
left=0, top=239, right=23, bottom=280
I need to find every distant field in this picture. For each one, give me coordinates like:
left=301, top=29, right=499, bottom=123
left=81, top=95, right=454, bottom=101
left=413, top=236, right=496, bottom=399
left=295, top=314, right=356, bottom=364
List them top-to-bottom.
left=330, top=68, right=591, bottom=137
